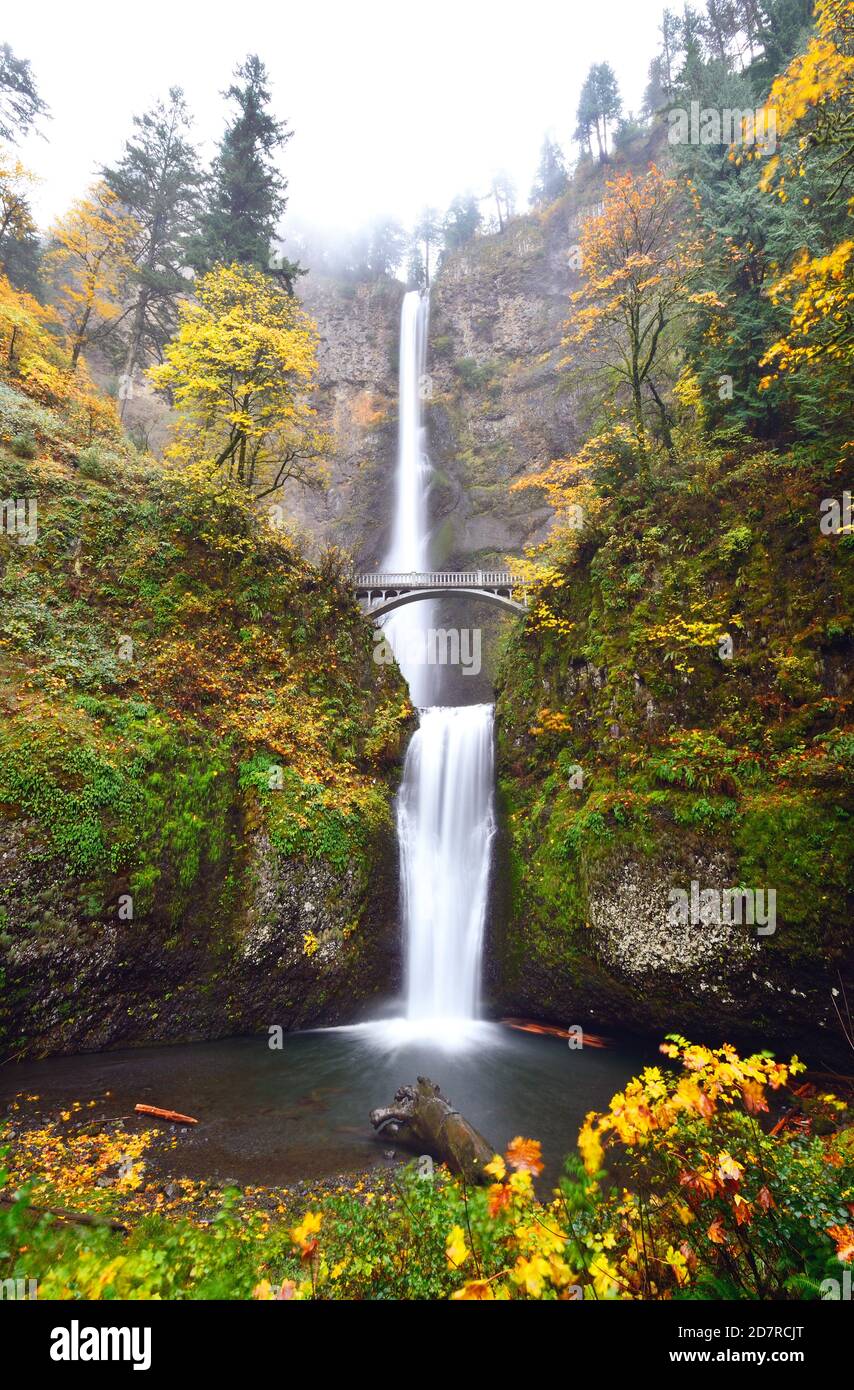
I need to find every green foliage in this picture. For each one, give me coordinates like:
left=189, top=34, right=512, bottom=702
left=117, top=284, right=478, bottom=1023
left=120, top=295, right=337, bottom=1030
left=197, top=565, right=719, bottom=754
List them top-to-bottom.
left=190, top=55, right=299, bottom=285
left=101, top=87, right=202, bottom=376
left=454, top=357, right=494, bottom=390
left=0, top=372, right=408, bottom=1037
left=9, top=430, right=36, bottom=458
left=4, top=1039, right=849, bottom=1302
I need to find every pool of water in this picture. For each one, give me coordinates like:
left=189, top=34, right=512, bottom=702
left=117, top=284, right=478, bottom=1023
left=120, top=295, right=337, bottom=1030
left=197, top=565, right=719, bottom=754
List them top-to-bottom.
left=2, top=1022, right=656, bottom=1187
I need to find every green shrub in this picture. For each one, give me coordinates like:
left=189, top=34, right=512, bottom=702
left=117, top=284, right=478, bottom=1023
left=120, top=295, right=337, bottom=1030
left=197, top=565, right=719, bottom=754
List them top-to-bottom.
left=10, top=432, right=37, bottom=459
left=76, top=445, right=116, bottom=481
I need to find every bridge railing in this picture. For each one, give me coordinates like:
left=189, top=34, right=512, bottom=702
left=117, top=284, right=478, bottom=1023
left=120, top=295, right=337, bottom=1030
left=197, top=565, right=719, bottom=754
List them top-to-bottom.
left=353, top=571, right=528, bottom=589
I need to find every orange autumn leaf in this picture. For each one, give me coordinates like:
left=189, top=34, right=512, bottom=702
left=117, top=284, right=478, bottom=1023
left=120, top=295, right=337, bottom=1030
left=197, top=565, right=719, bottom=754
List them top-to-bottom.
left=741, top=1081, right=769, bottom=1116
left=505, top=1136, right=544, bottom=1176
left=487, top=1182, right=513, bottom=1219
left=707, top=1215, right=728, bottom=1245
left=827, top=1225, right=854, bottom=1263
left=451, top=1279, right=497, bottom=1300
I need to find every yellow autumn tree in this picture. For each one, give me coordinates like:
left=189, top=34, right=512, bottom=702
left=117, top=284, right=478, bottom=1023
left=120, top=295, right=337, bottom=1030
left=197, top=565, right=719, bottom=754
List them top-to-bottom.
left=754, top=0, right=854, bottom=393
left=756, top=0, right=854, bottom=197
left=0, top=148, right=37, bottom=251
left=564, top=165, right=707, bottom=448
left=45, top=181, right=139, bottom=368
left=760, top=238, right=854, bottom=382
left=150, top=262, right=329, bottom=499
left=0, top=272, right=121, bottom=439
left=509, top=427, right=629, bottom=632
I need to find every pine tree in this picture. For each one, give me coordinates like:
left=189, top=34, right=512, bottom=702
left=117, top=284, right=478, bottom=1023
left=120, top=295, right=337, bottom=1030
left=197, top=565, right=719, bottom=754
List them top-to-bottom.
left=0, top=43, right=48, bottom=143
left=193, top=55, right=298, bottom=285
left=575, top=64, right=622, bottom=161
left=102, top=88, right=202, bottom=402
left=530, top=136, right=568, bottom=206
left=490, top=172, right=516, bottom=231
left=442, top=194, right=481, bottom=251
left=413, top=207, right=441, bottom=286
left=364, top=218, right=407, bottom=278
left=1, top=223, right=43, bottom=298
left=406, top=245, right=426, bottom=291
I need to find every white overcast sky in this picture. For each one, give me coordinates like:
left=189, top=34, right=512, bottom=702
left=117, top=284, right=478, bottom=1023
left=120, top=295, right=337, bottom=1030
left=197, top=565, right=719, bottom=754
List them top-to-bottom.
left=7, top=0, right=668, bottom=237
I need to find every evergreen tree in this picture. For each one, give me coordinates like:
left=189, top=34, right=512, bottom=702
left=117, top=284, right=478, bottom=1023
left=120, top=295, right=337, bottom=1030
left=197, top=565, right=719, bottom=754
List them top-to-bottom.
left=743, top=0, right=814, bottom=87
left=670, top=15, right=845, bottom=439
left=0, top=43, right=48, bottom=143
left=193, top=55, right=299, bottom=285
left=643, top=55, right=670, bottom=117
left=575, top=63, right=622, bottom=161
left=102, top=88, right=202, bottom=399
left=530, top=135, right=568, bottom=206
left=490, top=172, right=516, bottom=231
left=442, top=194, right=481, bottom=251
left=412, top=206, right=441, bottom=286
left=364, top=217, right=407, bottom=278
left=1, top=224, right=43, bottom=298
left=406, top=245, right=426, bottom=291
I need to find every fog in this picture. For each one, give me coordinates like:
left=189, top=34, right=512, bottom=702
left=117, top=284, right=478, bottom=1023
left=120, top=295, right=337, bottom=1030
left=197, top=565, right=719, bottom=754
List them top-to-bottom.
left=6, top=0, right=666, bottom=236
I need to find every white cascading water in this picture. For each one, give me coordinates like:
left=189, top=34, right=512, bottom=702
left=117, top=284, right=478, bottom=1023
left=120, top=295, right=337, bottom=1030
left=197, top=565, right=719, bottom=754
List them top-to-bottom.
left=382, top=289, right=496, bottom=1034
left=398, top=704, right=496, bottom=1023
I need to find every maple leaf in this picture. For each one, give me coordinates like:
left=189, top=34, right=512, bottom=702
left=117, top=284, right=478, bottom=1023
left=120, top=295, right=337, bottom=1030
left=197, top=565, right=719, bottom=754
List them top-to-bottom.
left=741, top=1081, right=769, bottom=1115
left=578, top=1117, right=604, bottom=1176
left=505, top=1136, right=544, bottom=1176
left=716, top=1151, right=743, bottom=1185
left=487, top=1182, right=513, bottom=1219
left=290, top=1210, right=322, bottom=1250
left=707, top=1215, right=728, bottom=1245
left=445, top=1225, right=470, bottom=1268
left=828, top=1225, right=854, bottom=1263
left=510, top=1254, right=551, bottom=1297
left=451, top=1279, right=496, bottom=1300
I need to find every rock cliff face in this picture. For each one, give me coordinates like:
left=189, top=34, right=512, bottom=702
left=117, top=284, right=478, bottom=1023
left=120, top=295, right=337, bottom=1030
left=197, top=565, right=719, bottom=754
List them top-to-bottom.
left=288, top=198, right=593, bottom=569
left=426, top=211, right=578, bottom=566
left=283, top=274, right=404, bottom=567
left=2, top=816, right=400, bottom=1056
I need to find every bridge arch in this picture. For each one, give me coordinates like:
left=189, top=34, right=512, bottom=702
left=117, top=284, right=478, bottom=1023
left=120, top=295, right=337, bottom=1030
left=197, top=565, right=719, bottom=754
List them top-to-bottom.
left=352, top=571, right=530, bottom=619
left=360, top=586, right=527, bottom=618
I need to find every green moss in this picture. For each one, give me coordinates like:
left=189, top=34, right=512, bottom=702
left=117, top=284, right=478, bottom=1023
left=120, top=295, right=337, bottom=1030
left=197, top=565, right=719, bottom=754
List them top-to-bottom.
left=493, top=432, right=853, bottom=1029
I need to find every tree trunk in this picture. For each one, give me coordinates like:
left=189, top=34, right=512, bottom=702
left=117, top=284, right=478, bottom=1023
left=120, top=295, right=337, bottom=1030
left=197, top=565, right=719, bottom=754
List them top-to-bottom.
left=370, top=1076, right=495, bottom=1183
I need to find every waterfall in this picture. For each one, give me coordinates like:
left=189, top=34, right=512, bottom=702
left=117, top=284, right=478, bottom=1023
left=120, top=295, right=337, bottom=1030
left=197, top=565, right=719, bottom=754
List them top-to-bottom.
left=382, top=289, right=497, bottom=1033
left=386, top=290, right=430, bottom=575
left=398, top=705, right=496, bottom=1022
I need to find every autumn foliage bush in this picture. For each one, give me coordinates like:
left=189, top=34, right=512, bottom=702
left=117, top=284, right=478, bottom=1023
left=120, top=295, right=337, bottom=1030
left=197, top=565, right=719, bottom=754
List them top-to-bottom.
left=2, top=1038, right=850, bottom=1300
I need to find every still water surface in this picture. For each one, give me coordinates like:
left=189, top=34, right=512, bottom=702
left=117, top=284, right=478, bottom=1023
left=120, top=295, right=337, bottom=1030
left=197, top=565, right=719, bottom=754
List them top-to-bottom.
left=3, top=1023, right=655, bottom=1186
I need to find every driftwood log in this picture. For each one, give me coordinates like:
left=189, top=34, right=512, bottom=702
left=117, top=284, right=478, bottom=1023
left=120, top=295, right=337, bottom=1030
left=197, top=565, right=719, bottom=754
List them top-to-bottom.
left=370, top=1076, right=494, bottom=1183
left=134, top=1103, right=197, bottom=1125
left=0, top=1197, right=129, bottom=1233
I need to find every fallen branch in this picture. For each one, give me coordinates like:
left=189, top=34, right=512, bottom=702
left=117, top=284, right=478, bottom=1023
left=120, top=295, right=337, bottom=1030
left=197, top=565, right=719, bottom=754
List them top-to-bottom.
left=370, top=1076, right=494, bottom=1183
left=134, top=1104, right=197, bottom=1125
left=1, top=1197, right=129, bottom=1234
